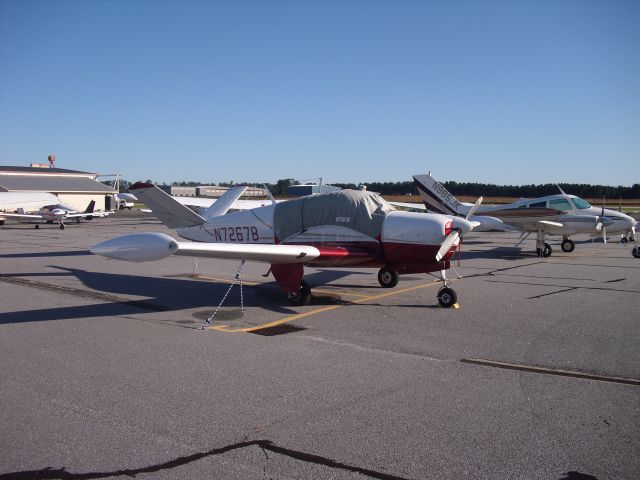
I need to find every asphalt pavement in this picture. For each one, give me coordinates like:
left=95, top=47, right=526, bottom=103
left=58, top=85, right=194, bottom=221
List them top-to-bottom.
left=1, top=210, right=638, bottom=479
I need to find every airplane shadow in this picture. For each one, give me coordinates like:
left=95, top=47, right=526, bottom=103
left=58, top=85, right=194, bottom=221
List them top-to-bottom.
left=0, top=250, right=92, bottom=259
left=0, top=267, right=380, bottom=326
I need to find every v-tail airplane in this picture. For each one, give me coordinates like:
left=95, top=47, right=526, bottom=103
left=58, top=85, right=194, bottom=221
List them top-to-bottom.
left=412, top=172, right=637, bottom=257
left=92, top=182, right=478, bottom=308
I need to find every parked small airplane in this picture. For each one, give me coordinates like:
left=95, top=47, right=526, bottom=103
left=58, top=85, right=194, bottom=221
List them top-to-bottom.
left=411, top=172, right=636, bottom=257
left=92, top=183, right=478, bottom=307
left=0, top=191, right=60, bottom=225
left=1, top=200, right=98, bottom=229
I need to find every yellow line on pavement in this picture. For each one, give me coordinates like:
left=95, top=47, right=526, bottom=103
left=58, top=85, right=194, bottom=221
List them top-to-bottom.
left=194, top=275, right=260, bottom=286
left=210, top=280, right=442, bottom=333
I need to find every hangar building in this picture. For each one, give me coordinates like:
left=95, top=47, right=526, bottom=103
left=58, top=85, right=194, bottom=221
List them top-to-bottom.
left=0, top=165, right=117, bottom=212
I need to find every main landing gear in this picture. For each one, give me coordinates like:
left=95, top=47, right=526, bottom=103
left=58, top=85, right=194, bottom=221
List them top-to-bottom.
left=536, top=230, right=552, bottom=258
left=561, top=238, right=575, bottom=253
left=537, top=243, right=552, bottom=258
left=377, top=267, right=399, bottom=288
left=287, top=280, right=311, bottom=306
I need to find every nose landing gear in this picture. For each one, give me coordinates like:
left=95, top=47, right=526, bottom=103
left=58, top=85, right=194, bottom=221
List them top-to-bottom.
left=437, top=269, right=458, bottom=308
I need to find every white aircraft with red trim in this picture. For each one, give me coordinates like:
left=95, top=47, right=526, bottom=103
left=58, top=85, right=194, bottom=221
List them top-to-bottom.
left=91, top=182, right=479, bottom=308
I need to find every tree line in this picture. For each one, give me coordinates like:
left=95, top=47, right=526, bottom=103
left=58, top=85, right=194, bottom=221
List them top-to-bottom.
left=110, top=179, right=640, bottom=199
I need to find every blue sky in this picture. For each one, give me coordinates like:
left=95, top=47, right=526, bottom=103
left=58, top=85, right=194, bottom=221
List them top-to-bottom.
left=1, top=0, right=638, bottom=186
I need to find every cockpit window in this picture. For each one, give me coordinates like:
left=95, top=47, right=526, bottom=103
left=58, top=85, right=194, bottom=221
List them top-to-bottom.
left=572, top=197, right=591, bottom=209
left=549, top=198, right=572, bottom=211
left=529, top=201, right=546, bottom=208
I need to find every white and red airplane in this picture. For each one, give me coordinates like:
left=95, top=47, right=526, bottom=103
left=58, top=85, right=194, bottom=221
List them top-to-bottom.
left=91, top=183, right=478, bottom=307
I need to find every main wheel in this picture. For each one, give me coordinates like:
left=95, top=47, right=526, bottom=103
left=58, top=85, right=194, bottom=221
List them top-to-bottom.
left=35, top=224, right=40, bottom=229
left=59, top=224, right=65, bottom=230
left=621, top=237, right=628, bottom=244
left=561, top=239, right=575, bottom=253
left=537, top=243, right=552, bottom=257
left=633, top=246, right=640, bottom=259
left=378, top=267, right=399, bottom=288
left=287, top=280, right=311, bottom=306
left=437, top=287, right=457, bottom=308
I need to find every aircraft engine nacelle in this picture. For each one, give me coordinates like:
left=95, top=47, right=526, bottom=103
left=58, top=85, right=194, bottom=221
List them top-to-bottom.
left=381, top=211, right=456, bottom=274
left=91, top=232, right=178, bottom=262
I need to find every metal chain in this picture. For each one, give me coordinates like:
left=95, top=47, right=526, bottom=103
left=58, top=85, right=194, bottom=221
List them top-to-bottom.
left=202, top=259, right=246, bottom=330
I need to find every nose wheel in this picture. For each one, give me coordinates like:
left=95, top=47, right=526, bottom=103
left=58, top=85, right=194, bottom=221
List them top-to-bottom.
left=437, top=287, right=457, bottom=308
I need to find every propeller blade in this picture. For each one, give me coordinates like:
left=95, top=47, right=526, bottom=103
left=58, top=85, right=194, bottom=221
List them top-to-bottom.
left=466, top=196, right=483, bottom=220
left=436, top=231, right=460, bottom=262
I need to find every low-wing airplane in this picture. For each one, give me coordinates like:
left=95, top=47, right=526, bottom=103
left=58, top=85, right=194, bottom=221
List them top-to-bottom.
left=411, top=172, right=634, bottom=257
left=92, top=182, right=477, bottom=308
left=0, top=191, right=60, bottom=225
left=1, top=200, right=98, bottom=229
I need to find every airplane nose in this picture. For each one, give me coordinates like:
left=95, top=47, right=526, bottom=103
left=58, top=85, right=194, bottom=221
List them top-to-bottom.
left=450, top=217, right=476, bottom=235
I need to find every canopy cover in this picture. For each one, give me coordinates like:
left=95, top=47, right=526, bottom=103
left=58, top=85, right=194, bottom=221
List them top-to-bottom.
left=274, top=190, right=395, bottom=242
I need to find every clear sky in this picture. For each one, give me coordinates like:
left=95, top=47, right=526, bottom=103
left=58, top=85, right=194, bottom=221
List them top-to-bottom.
left=1, top=0, right=638, bottom=186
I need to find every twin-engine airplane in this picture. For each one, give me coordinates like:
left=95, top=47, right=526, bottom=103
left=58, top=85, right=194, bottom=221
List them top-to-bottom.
left=412, top=172, right=637, bottom=257
left=92, top=183, right=478, bottom=307
left=1, top=200, right=98, bottom=229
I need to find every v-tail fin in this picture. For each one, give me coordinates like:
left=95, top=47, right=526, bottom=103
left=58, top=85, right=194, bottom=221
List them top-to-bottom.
left=412, top=172, right=464, bottom=216
left=130, top=183, right=205, bottom=229
left=202, top=185, right=248, bottom=220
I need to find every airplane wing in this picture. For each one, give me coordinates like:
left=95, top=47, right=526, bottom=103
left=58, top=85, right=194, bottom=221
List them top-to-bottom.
left=0, top=212, right=44, bottom=220
left=91, top=232, right=322, bottom=264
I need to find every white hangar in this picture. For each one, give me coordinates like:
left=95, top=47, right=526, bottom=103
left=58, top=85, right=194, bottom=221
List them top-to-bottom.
left=0, top=165, right=117, bottom=212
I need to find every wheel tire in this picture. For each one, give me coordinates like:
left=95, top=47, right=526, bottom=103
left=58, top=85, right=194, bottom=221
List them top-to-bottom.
left=35, top=224, right=40, bottom=229
left=60, top=224, right=65, bottom=230
left=629, top=236, right=636, bottom=242
left=621, top=237, right=628, bottom=244
left=561, top=239, right=575, bottom=253
left=542, top=243, right=552, bottom=257
left=633, top=246, right=640, bottom=259
left=377, top=267, right=399, bottom=288
left=287, top=280, right=311, bottom=306
left=437, top=287, right=457, bottom=308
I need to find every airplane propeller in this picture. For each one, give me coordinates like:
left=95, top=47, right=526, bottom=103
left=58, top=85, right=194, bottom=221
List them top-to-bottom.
left=600, top=197, right=609, bottom=244
left=436, top=216, right=475, bottom=262
left=436, top=229, right=460, bottom=262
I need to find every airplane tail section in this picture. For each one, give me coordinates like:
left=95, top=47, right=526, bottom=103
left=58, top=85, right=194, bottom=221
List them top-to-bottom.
left=412, top=172, right=467, bottom=216
left=129, top=183, right=205, bottom=229
left=202, top=185, right=248, bottom=220
left=84, top=200, right=96, bottom=220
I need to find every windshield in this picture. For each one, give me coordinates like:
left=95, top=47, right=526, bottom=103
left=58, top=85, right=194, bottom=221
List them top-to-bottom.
left=572, top=197, right=591, bottom=209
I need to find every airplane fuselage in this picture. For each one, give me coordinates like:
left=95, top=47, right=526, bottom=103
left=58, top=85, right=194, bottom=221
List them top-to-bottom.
left=176, top=204, right=460, bottom=274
